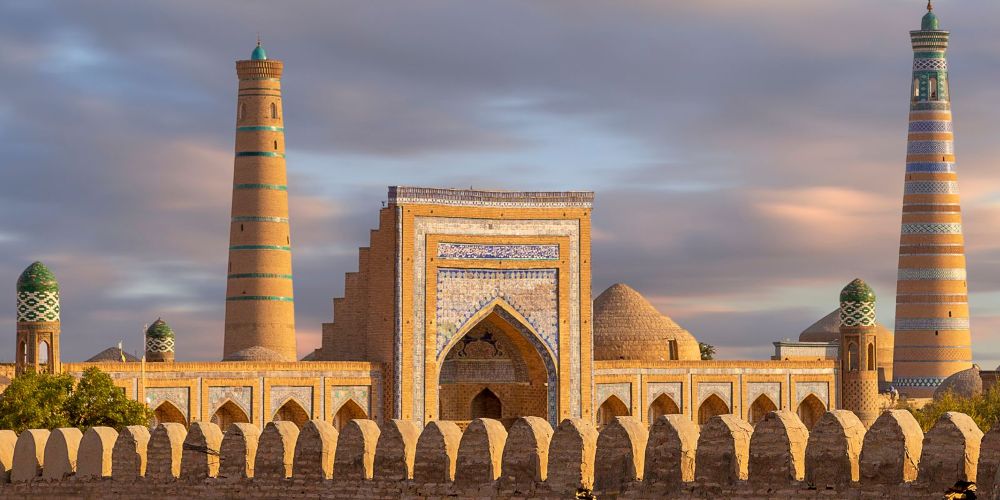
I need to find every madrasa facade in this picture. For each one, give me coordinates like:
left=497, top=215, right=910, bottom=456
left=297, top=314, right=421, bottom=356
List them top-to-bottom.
left=6, top=5, right=979, bottom=433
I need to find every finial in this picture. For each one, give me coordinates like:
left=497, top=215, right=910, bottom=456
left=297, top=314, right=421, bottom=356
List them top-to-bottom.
left=927, top=0, right=933, bottom=12
left=257, top=33, right=261, bottom=47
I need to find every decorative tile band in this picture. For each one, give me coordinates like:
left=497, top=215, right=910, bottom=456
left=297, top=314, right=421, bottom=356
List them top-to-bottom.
left=913, top=58, right=948, bottom=70
left=911, top=102, right=952, bottom=111
left=908, top=121, right=953, bottom=133
left=236, top=126, right=285, bottom=132
left=907, top=140, right=954, bottom=155
left=235, top=152, right=286, bottom=158
left=906, top=162, right=955, bottom=173
left=904, top=181, right=959, bottom=195
left=234, top=183, right=287, bottom=191
left=389, top=186, right=593, bottom=208
left=232, top=216, right=288, bottom=223
left=901, top=223, right=963, bottom=234
left=436, top=243, right=559, bottom=260
left=228, top=245, right=291, bottom=251
left=897, top=268, right=967, bottom=280
left=227, top=273, right=294, bottom=280
left=16, top=291, right=60, bottom=322
left=225, top=295, right=294, bottom=302
left=840, top=300, right=876, bottom=327
left=895, top=317, right=970, bottom=331
left=146, top=336, right=175, bottom=353
left=892, top=377, right=946, bottom=388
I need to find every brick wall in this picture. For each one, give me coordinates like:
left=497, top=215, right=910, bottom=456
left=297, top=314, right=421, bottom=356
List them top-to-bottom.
left=0, top=408, right=992, bottom=498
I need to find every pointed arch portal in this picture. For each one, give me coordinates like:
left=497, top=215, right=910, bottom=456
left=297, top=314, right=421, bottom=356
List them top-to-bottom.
left=437, top=303, right=555, bottom=427
left=648, top=393, right=680, bottom=424
left=698, top=394, right=730, bottom=425
left=748, top=394, right=777, bottom=426
left=797, top=394, right=826, bottom=430
left=597, top=395, right=630, bottom=429
left=273, top=398, right=309, bottom=429
left=332, top=399, right=367, bottom=432
left=211, top=400, right=250, bottom=431
left=152, top=401, right=187, bottom=427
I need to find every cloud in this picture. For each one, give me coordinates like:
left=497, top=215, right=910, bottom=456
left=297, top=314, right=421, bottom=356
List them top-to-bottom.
left=2, top=0, right=1000, bottom=369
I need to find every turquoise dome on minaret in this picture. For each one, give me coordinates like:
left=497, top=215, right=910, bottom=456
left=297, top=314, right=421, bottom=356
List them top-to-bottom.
left=921, top=1, right=939, bottom=30
left=251, top=42, right=267, bottom=61
left=17, top=261, right=59, bottom=293
left=840, top=278, right=876, bottom=304
left=840, top=278, right=876, bottom=328
left=146, top=318, right=175, bottom=341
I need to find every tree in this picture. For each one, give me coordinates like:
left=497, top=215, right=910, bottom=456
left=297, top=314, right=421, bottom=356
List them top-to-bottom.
left=699, top=342, right=716, bottom=361
left=0, top=367, right=151, bottom=432
left=64, top=367, right=152, bottom=429
left=0, top=370, right=73, bottom=432
left=899, top=385, right=1000, bottom=433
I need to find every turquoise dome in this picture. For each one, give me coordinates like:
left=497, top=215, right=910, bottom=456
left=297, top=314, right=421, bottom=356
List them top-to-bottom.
left=922, top=11, right=939, bottom=30
left=251, top=43, right=267, bottom=61
left=17, top=262, right=59, bottom=293
left=840, top=278, right=876, bottom=304
left=146, top=318, right=175, bottom=339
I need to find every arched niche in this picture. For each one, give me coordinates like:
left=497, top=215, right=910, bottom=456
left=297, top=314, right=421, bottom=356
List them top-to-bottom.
left=647, top=393, right=680, bottom=424
left=697, top=394, right=730, bottom=425
left=748, top=394, right=777, bottom=427
left=796, top=394, right=826, bottom=430
left=597, top=395, right=629, bottom=429
left=273, top=399, right=309, bottom=429
left=332, top=399, right=367, bottom=432
left=211, top=400, right=250, bottom=431
left=152, top=401, right=188, bottom=427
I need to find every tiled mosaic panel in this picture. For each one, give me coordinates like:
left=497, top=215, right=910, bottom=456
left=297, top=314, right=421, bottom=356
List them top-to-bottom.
left=913, top=58, right=948, bottom=70
left=909, top=120, right=953, bottom=132
left=906, top=140, right=954, bottom=155
left=904, top=181, right=959, bottom=194
left=901, top=223, right=963, bottom=234
left=436, top=243, right=559, bottom=260
left=435, top=268, right=559, bottom=358
left=897, top=268, right=966, bottom=280
left=16, top=291, right=59, bottom=322
left=840, top=301, right=876, bottom=327
left=895, top=317, right=970, bottom=331
left=145, top=337, right=175, bottom=353
left=893, top=376, right=946, bottom=388
left=596, top=382, right=631, bottom=409
left=647, top=382, right=682, bottom=411
left=698, top=382, right=733, bottom=409
left=747, top=382, right=782, bottom=409
left=794, top=382, right=829, bottom=408
left=208, top=386, right=253, bottom=419
left=270, top=386, right=312, bottom=416
left=330, top=386, right=369, bottom=417
left=146, top=387, right=189, bottom=420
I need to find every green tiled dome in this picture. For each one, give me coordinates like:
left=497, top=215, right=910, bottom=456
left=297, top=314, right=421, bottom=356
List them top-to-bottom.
left=921, top=2, right=939, bottom=31
left=251, top=43, right=267, bottom=61
left=17, top=262, right=59, bottom=293
left=840, top=278, right=876, bottom=304
left=146, top=318, right=175, bottom=339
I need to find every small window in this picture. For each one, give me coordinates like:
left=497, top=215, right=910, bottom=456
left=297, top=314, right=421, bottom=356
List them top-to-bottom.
left=929, top=76, right=938, bottom=100
left=913, top=78, right=920, bottom=101
left=239, top=102, right=246, bottom=120
left=270, top=102, right=278, bottom=119
left=274, top=140, right=278, bottom=150
left=240, top=224, right=244, bottom=232
left=668, top=340, right=678, bottom=361
left=847, top=342, right=859, bottom=371
left=867, top=343, right=875, bottom=371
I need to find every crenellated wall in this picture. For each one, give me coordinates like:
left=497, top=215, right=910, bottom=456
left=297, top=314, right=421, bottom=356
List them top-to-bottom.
left=0, top=410, right=992, bottom=499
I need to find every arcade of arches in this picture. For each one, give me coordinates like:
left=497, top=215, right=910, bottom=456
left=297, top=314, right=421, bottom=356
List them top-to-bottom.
left=437, top=311, right=550, bottom=427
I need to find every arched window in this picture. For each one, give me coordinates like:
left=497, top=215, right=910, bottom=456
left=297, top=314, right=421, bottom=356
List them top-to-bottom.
left=929, top=76, right=938, bottom=100
left=913, top=78, right=920, bottom=101
left=270, top=102, right=278, bottom=119
left=273, top=140, right=278, bottom=150
left=37, top=340, right=49, bottom=365
left=668, top=340, right=678, bottom=360
left=18, top=341, right=26, bottom=365
left=847, top=342, right=859, bottom=371
left=867, top=343, right=876, bottom=371
left=471, top=388, right=502, bottom=420
left=648, top=393, right=681, bottom=424
left=698, top=394, right=730, bottom=425
left=748, top=394, right=777, bottom=427
left=796, top=394, right=826, bottom=430
left=597, top=395, right=629, bottom=429
left=273, top=398, right=309, bottom=429
left=332, top=399, right=367, bottom=432
left=211, top=400, right=250, bottom=432
left=152, top=401, right=187, bottom=427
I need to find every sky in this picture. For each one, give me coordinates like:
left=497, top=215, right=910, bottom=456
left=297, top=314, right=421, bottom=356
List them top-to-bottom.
left=2, top=0, right=1000, bottom=366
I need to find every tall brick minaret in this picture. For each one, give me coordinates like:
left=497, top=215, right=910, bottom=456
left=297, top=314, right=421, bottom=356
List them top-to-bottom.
left=893, top=2, right=972, bottom=397
left=223, top=41, right=297, bottom=361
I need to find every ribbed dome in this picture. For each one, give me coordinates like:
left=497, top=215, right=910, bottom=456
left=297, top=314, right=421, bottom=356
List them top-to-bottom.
left=17, top=261, right=59, bottom=293
left=593, top=283, right=700, bottom=362
left=146, top=318, right=175, bottom=339
left=934, top=365, right=982, bottom=400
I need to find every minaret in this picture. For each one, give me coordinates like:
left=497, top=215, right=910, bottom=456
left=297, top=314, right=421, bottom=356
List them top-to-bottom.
left=892, top=2, right=972, bottom=397
left=223, top=41, right=297, bottom=361
left=16, top=262, right=61, bottom=374
left=839, top=279, right=880, bottom=428
left=145, top=318, right=176, bottom=362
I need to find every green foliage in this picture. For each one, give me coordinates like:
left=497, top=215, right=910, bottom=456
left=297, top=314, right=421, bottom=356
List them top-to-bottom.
left=699, top=342, right=716, bottom=361
left=0, top=367, right=151, bottom=432
left=64, top=367, right=152, bottom=429
left=0, top=370, right=73, bottom=432
left=899, top=385, right=1000, bottom=433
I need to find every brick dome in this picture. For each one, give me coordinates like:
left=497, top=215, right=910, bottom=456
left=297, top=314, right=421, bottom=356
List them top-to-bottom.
left=593, top=283, right=700, bottom=362
left=226, top=345, right=285, bottom=362
left=933, top=365, right=982, bottom=400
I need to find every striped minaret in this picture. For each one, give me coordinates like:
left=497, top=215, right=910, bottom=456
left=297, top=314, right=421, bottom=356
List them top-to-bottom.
left=893, top=2, right=972, bottom=397
left=223, top=41, right=297, bottom=362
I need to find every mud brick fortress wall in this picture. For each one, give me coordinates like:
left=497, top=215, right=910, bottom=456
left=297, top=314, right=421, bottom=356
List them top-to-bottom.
left=0, top=408, right=997, bottom=499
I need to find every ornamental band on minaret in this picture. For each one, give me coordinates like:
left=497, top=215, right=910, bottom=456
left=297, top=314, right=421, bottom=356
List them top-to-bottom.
left=892, top=3, right=973, bottom=397
left=223, top=42, right=297, bottom=362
